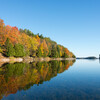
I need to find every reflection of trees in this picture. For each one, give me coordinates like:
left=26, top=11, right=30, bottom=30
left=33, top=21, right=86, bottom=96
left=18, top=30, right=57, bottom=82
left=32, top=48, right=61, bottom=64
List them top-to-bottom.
left=0, top=60, right=75, bottom=99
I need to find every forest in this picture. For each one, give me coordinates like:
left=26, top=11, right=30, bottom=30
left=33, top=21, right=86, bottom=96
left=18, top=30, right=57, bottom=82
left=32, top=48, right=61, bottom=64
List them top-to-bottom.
left=0, top=19, right=75, bottom=58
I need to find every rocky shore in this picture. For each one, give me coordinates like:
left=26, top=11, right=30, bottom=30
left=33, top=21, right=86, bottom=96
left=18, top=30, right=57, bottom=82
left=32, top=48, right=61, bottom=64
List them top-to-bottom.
left=0, top=53, right=76, bottom=64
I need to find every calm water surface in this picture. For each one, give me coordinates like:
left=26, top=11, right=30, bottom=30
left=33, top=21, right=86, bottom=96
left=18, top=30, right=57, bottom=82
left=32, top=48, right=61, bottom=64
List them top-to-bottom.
left=0, top=60, right=100, bottom=100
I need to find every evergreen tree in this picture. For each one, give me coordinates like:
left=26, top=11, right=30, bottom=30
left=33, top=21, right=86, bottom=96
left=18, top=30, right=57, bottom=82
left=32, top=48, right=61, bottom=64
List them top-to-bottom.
left=5, top=38, right=15, bottom=57
left=5, top=38, right=10, bottom=50
left=6, top=43, right=15, bottom=57
left=14, top=44, right=25, bottom=57
left=57, top=46, right=60, bottom=57
left=36, top=47, right=42, bottom=57
left=51, top=47, right=58, bottom=58
left=48, top=49, right=51, bottom=57
left=43, top=50, right=47, bottom=57
left=63, top=52, right=69, bottom=58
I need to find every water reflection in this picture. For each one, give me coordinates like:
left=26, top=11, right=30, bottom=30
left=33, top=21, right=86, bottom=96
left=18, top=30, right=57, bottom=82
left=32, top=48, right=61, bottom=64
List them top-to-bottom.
left=0, top=60, right=75, bottom=100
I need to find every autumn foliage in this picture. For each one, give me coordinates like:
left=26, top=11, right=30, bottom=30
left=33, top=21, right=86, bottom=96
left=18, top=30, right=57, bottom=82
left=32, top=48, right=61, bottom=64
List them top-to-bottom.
left=0, top=19, right=75, bottom=58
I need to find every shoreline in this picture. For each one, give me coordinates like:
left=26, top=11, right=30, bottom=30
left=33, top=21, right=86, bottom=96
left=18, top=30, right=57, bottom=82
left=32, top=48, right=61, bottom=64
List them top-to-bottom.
left=0, top=56, right=76, bottom=67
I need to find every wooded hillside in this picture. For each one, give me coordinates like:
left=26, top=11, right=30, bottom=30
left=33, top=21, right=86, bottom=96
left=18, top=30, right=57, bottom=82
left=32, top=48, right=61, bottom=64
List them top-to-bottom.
left=0, top=19, right=75, bottom=58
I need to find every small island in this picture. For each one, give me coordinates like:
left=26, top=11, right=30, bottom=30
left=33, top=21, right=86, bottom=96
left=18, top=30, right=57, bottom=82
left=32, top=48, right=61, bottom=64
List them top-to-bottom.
left=77, top=56, right=98, bottom=59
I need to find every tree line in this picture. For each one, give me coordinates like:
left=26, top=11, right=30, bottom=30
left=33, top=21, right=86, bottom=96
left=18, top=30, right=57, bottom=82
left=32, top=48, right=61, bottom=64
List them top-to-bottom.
left=0, top=19, right=75, bottom=58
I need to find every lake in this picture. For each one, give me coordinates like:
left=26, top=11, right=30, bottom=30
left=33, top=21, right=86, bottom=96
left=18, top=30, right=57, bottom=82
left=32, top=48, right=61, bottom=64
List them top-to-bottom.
left=0, top=59, right=100, bottom=100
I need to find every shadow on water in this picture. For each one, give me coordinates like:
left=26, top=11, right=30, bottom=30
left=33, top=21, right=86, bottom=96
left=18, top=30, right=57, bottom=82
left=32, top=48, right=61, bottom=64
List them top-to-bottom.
left=0, top=60, right=75, bottom=100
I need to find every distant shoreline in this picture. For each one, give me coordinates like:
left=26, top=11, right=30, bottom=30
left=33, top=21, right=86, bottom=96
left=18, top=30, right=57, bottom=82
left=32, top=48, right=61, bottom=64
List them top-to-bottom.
left=76, top=56, right=98, bottom=59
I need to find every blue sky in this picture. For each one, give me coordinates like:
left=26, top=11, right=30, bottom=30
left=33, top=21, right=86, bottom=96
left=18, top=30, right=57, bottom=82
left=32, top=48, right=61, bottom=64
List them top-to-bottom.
left=0, top=0, right=100, bottom=57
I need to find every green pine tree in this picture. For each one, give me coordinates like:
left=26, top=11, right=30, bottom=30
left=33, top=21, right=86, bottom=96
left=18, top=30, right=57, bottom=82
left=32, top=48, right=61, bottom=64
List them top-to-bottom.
left=5, top=38, right=15, bottom=57
left=6, top=43, right=15, bottom=57
left=14, top=44, right=25, bottom=57
left=36, top=47, right=42, bottom=57
left=51, top=47, right=58, bottom=58
left=63, top=52, right=68, bottom=58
